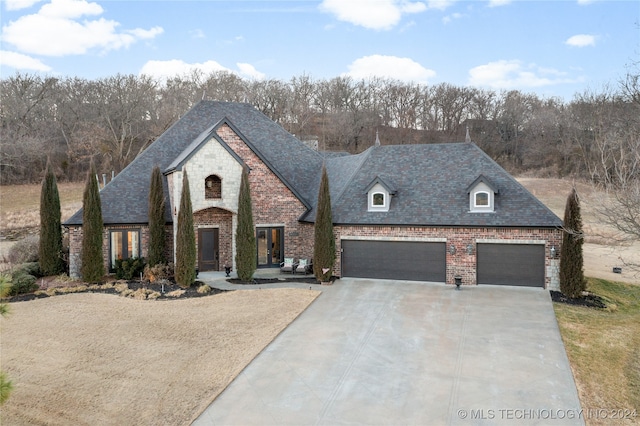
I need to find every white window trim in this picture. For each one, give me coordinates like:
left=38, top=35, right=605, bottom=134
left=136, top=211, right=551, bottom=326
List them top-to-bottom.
left=368, top=190, right=389, bottom=212
left=474, top=191, right=490, bottom=208
left=372, top=192, right=386, bottom=207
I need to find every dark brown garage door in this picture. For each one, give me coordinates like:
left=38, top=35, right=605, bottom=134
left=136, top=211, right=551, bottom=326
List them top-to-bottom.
left=341, top=240, right=446, bottom=282
left=477, top=243, right=545, bottom=287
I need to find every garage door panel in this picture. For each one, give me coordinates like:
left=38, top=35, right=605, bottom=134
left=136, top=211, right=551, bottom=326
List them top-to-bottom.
left=342, top=240, right=445, bottom=282
left=477, top=244, right=544, bottom=287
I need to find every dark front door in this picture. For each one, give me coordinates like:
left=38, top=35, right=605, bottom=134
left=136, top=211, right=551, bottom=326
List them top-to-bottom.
left=256, top=227, right=284, bottom=268
left=198, top=228, right=219, bottom=272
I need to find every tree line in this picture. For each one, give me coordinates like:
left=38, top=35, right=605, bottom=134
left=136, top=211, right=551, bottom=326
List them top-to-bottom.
left=1, top=69, right=638, bottom=192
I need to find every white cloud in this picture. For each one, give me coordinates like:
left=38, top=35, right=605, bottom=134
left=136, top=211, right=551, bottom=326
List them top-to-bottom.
left=1, top=0, right=163, bottom=56
left=4, top=0, right=44, bottom=11
left=37, top=0, right=102, bottom=19
left=319, top=0, right=428, bottom=30
left=425, top=0, right=456, bottom=10
left=488, top=0, right=511, bottom=7
left=577, top=0, right=596, bottom=5
left=442, top=12, right=463, bottom=24
left=190, top=29, right=206, bottom=39
left=565, top=34, right=596, bottom=47
left=0, top=50, right=52, bottom=71
left=344, top=55, right=436, bottom=84
left=139, top=59, right=265, bottom=82
left=468, top=60, right=579, bottom=89
left=236, top=63, right=265, bottom=80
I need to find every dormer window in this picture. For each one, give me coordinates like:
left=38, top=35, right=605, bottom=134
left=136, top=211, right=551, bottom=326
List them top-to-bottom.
left=205, top=175, right=222, bottom=199
left=467, top=175, right=498, bottom=213
left=366, top=176, right=396, bottom=212
left=474, top=191, right=489, bottom=207
left=373, top=193, right=385, bottom=207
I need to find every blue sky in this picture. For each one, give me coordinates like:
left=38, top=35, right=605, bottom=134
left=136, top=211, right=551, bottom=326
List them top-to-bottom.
left=1, top=0, right=638, bottom=101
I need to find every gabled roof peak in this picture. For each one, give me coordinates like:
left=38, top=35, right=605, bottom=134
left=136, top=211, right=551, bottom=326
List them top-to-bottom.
left=466, top=174, right=499, bottom=194
left=365, top=175, right=397, bottom=195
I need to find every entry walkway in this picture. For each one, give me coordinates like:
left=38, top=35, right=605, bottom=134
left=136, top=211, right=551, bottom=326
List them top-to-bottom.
left=193, top=278, right=584, bottom=425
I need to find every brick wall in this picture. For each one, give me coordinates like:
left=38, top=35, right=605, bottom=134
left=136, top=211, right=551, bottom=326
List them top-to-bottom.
left=217, top=124, right=313, bottom=262
left=68, top=224, right=173, bottom=279
left=334, top=225, right=563, bottom=289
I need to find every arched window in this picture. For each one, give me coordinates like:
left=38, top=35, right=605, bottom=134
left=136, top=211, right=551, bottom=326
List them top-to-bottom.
left=205, top=175, right=222, bottom=199
left=474, top=191, right=489, bottom=207
left=372, top=192, right=385, bottom=207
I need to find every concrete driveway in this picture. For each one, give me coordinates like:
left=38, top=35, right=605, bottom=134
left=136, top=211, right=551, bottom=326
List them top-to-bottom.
left=193, top=278, right=583, bottom=425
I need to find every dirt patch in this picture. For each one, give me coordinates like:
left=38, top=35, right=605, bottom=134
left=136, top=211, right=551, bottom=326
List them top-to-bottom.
left=0, top=289, right=320, bottom=425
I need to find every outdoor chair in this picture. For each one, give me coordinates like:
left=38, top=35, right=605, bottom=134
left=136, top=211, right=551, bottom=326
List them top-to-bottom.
left=280, top=257, right=297, bottom=274
left=295, top=258, right=313, bottom=275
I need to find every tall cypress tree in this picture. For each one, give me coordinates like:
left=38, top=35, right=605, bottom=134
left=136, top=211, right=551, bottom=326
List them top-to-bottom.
left=39, top=160, right=64, bottom=276
left=81, top=161, right=105, bottom=283
left=314, top=165, right=335, bottom=282
left=147, top=166, right=166, bottom=266
left=235, top=168, right=256, bottom=281
left=175, top=169, right=196, bottom=288
left=560, top=188, right=586, bottom=298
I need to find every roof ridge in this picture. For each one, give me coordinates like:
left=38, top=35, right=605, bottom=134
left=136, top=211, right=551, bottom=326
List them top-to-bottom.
left=329, top=146, right=375, bottom=207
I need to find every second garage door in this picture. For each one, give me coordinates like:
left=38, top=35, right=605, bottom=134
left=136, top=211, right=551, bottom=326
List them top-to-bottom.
left=341, top=240, right=446, bottom=282
left=477, top=243, right=545, bottom=287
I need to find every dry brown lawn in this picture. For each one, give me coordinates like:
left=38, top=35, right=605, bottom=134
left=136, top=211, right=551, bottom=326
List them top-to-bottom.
left=518, top=178, right=639, bottom=284
left=0, top=182, right=83, bottom=234
left=0, top=289, right=320, bottom=425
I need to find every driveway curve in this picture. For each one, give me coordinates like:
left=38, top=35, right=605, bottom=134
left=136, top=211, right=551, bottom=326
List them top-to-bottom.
left=193, top=278, right=583, bottom=425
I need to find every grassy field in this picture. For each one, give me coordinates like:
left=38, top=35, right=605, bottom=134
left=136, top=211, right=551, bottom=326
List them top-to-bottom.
left=0, top=182, right=83, bottom=234
left=554, top=278, right=640, bottom=425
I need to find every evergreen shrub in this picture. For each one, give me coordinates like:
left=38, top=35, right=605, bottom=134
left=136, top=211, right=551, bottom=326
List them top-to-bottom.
left=114, top=257, right=146, bottom=280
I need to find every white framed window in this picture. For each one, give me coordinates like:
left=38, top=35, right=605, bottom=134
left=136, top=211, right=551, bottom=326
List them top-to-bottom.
left=467, top=175, right=497, bottom=213
left=366, top=178, right=394, bottom=212
left=474, top=191, right=489, bottom=207
left=372, top=192, right=385, bottom=207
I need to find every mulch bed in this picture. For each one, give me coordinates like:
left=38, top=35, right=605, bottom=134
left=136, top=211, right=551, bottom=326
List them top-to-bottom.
left=4, top=275, right=336, bottom=303
left=227, top=276, right=333, bottom=285
left=4, top=280, right=227, bottom=303
left=550, top=290, right=607, bottom=309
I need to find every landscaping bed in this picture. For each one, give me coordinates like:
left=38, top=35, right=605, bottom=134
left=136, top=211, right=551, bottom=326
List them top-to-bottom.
left=227, top=276, right=332, bottom=285
left=5, top=278, right=227, bottom=303
left=550, top=290, right=607, bottom=309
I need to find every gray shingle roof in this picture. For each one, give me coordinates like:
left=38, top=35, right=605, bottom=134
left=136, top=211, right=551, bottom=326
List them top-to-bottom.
left=65, top=101, right=323, bottom=225
left=65, top=101, right=560, bottom=229
left=307, top=143, right=562, bottom=227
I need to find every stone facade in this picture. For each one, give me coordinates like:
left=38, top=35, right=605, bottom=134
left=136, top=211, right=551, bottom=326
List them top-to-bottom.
left=165, top=123, right=313, bottom=271
left=334, top=225, right=563, bottom=289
